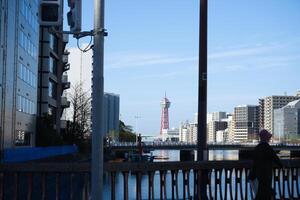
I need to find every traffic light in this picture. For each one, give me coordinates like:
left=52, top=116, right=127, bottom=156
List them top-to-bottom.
left=39, top=0, right=62, bottom=26
left=67, top=0, right=82, bottom=32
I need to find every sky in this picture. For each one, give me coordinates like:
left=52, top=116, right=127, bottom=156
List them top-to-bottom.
left=65, top=0, right=300, bottom=136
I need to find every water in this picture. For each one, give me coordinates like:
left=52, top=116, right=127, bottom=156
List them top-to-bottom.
left=152, top=150, right=239, bottom=161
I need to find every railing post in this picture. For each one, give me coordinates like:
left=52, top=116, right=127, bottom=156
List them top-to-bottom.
left=123, top=171, right=129, bottom=200
left=148, top=171, right=155, bottom=200
left=111, top=172, right=116, bottom=200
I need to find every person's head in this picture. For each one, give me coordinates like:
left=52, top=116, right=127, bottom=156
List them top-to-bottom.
left=259, top=129, right=272, bottom=143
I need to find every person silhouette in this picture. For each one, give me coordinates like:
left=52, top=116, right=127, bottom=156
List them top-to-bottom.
left=249, top=129, right=282, bottom=200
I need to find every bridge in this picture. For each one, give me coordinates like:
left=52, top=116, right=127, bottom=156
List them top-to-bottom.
left=107, top=142, right=300, bottom=151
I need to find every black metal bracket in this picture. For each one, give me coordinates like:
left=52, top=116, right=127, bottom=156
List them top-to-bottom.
left=48, top=27, right=108, bottom=39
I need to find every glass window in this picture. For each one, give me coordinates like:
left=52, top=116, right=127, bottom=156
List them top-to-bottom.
left=19, top=31, right=23, bottom=48
left=22, top=32, right=26, bottom=49
left=49, top=34, right=58, bottom=53
left=49, top=56, right=57, bottom=74
left=18, top=63, right=22, bottom=78
left=22, top=65, right=26, bottom=81
left=26, top=67, right=30, bottom=83
left=49, top=80, right=57, bottom=98
left=17, top=95, right=21, bottom=111
left=21, top=96, right=25, bottom=112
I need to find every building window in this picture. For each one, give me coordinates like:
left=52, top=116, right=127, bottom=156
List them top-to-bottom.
left=49, top=34, right=58, bottom=53
left=49, top=56, right=57, bottom=74
left=18, top=62, right=37, bottom=88
left=49, top=80, right=57, bottom=99
left=16, top=95, right=36, bottom=115
left=15, top=130, right=31, bottom=146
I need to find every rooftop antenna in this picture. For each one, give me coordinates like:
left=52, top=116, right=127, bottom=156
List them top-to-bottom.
left=284, top=91, right=287, bottom=96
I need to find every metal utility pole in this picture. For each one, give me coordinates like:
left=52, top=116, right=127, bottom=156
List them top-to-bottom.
left=92, top=0, right=105, bottom=199
left=197, top=0, right=208, bottom=162
left=197, top=0, right=208, bottom=199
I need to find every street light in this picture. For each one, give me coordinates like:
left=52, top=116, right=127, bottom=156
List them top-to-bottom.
left=134, top=115, right=141, bottom=143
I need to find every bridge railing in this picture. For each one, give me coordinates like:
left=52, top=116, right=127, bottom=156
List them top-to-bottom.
left=0, top=159, right=300, bottom=199
left=106, top=159, right=300, bottom=200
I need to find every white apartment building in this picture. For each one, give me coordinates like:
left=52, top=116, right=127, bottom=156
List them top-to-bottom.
left=262, top=94, right=300, bottom=134
left=207, top=112, right=228, bottom=143
left=179, top=118, right=198, bottom=143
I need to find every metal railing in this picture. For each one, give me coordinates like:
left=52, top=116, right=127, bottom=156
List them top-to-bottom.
left=0, top=159, right=300, bottom=199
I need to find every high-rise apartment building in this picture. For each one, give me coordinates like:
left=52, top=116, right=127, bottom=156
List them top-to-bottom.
left=0, top=0, right=39, bottom=148
left=37, top=3, right=70, bottom=134
left=103, top=93, right=120, bottom=140
left=262, top=94, right=300, bottom=134
left=258, top=98, right=264, bottom=130
left=274, top=99, right=300, bottom=141
left=233, top=105, right=259, bottom=142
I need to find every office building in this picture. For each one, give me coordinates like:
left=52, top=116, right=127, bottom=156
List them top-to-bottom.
left=0, top=0, right=39, bottom=148
left=37, top=2, right=70, bottom=135
left=103, top=93, right=120, bottom=140
left=261, top=94, right=300, bottom=134
left=274, top=99, right=300, bottom=141
left=233, top=105, right=259, bottom=142
left=207, top=112, right=228, bottom=143
left=207, top=112, right=227, bottom=122
left=207, top=121, right=227, bottom=143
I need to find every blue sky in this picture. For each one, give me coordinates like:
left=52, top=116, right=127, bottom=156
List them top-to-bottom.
left=65, top=0, right=300, bottom=136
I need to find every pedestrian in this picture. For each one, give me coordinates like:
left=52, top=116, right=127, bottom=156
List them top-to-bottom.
left=249, top=129, right=282, bottom=200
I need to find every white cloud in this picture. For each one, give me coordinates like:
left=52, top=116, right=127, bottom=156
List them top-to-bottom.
left=106, top=52, right=197, bottom=69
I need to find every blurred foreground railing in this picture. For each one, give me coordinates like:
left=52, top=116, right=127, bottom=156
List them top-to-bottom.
left=0, top=159, right=300, bottom=199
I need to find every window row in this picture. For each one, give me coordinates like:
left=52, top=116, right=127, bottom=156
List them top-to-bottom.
left=20, top=0, right=39, bottom=33
left=19, top=30, right=38, bottom=60
left=18, top=62, right=37, bottom=88
left=17, top=95, right=36, bottom=115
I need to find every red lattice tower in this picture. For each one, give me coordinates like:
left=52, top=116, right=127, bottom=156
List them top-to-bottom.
left=160, top=94, right=171, bottom=135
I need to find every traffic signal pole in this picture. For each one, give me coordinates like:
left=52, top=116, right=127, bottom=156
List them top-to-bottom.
left=91, top=0, right=105, bottom=199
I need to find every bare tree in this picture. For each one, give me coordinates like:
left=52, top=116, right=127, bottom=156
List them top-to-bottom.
left=63, top=83, right=91, bottom=149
